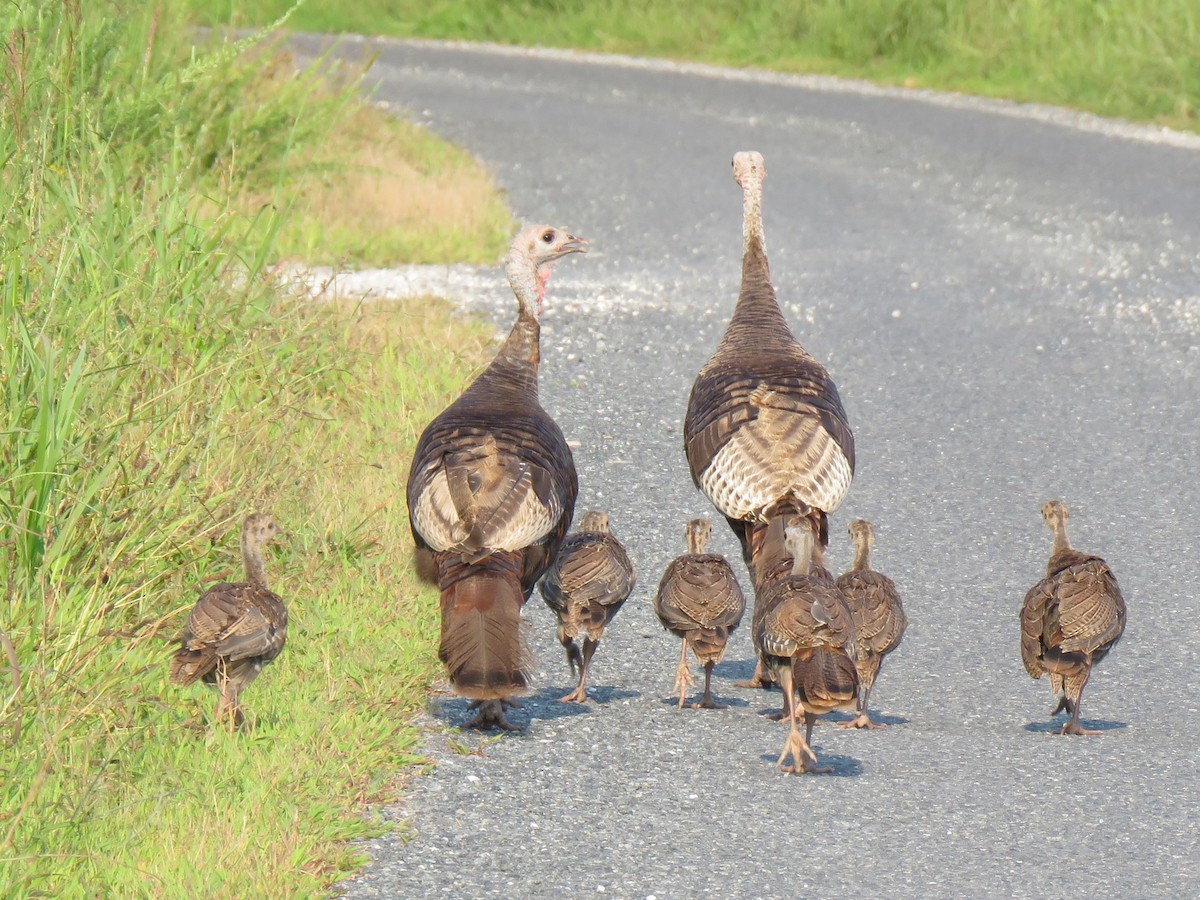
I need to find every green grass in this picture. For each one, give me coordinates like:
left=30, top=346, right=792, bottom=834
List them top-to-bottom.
left=191, top=0, right=1199, bottom=131
left=1, top=1, right=503, bottom=894
left=256, top=103, right=515, bottom=266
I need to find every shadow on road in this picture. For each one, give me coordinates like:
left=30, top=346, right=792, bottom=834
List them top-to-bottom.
left=716, top=657, right=760, bottom=683
left=429, top=685, right=644, bottom=733
left=531, top=685, right=642, bottom=708
left=655, top=693, right=751, bottom=710
left=821, top=709, right=912, bottom=728
left=1023, top=717, right=1128, bottom=734
left=756, top=749, right=864, bottom=777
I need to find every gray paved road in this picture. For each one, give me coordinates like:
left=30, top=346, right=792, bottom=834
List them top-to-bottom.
left=293, top=36, right=1200, bottom=898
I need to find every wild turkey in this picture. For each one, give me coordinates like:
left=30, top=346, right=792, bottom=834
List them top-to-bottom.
left=683, top=151, right=854, bottom=686
left=407, top=224, right=587, bottom=730
left=1020, top=500, right=1126, bottom=736
left=538, top=510, right=636, bottom=703
left=170, top=514, right=288, bottom=727
left=653, top=518, right=747, bottom=709
left=835, top=518, right=908, bottom=730
left=754, top=519, right=858, bottom=774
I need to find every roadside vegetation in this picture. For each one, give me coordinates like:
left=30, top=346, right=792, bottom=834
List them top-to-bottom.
left=193, top=0, right=1199, bottom=132
left=0, top=1, right=509, bottom=894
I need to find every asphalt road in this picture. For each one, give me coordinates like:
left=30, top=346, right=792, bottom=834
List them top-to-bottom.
left=290, top=36, right=1200, bottom=898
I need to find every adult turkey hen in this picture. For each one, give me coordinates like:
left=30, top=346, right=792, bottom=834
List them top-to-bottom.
left=684, top=151, right=854, bottom=686
left=407, top=224, right=587, bottom=730
left=1020, top=500, right=1126, bottom=736
left=539, top=510, right=636, bottom=703
left=170, top=514, right=287, bottom=728
left=653, top=518, right=746, bottom=709
left=836, top=518, right=908, bottom=730
left=754, top=519, right=858, bottom=774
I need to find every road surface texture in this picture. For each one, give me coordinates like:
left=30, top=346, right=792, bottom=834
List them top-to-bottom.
left=290, top=36, right=1200, bottom=898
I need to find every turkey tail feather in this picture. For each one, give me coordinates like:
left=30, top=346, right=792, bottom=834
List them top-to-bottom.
left=438, top=562, right=532, bottom=699
left=690, top=626, right=730, bottom=663
left=169, top=647, right=216, bottom=686
left=795, top=647, right=859, bottom=710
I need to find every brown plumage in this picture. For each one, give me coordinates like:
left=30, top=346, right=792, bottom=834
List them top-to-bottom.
left=683, top=151, right=854, bottom=688
left=407, top=224, right=587, bottom=730
left=1020, top=500, right=1126, bottom=736
left=539, top=511, right=636, bottom=703
left=170, top=514, right=287, bottom=727
left=653, top=519, right=747, bottom=709
left=835, top=519, right=908, bottom=730
left=754, top=521, right=858, bottom=774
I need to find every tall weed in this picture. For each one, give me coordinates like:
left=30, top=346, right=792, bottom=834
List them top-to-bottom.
left=0, top=1, right=497, bottom=893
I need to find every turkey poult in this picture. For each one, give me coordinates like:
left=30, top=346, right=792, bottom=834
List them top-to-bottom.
left=683, top=151, right=854, bottom=686
left=407, top=224, right=587, bottom=731
left=1020, top=500, right=1126, bottom=736
left=538, top=511, right=636, bottom=703
left=169, top=514, right=288, bottom=728
left=653, top=519, right=746, bottom=709
left=835, top=519, right=908, bottom=730
left=754, top=520, right=858, bottom=774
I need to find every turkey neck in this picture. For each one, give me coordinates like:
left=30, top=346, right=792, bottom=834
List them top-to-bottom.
left=718, top=171, right=802, bottom=355
left=477, top=254, right=544, bottom=398
left=487, top=310, right=540, bottom=396
left=1047, top=519, right=1076, bottom=572
left=1051, top=520, right=1071, bottom=555
left=686, top=527, right=708, bottom=556
left=786, top=529, right=817, bottom=578
left=242, top=533, right=269, bottom=590
left=849, top=541, right=872, bottom=572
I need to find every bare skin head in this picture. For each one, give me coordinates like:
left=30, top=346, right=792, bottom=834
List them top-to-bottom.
left=732, top=150, right=766, bottom=189
left=505, top=225, right=588, bottom=317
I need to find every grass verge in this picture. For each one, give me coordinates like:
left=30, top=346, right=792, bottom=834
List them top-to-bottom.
left=191, top=0, right=1199, bottom=132
left=1, top=1, right=503, bottom=894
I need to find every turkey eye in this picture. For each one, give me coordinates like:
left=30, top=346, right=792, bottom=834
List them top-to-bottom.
left=542, top=231, right=554, bottom=243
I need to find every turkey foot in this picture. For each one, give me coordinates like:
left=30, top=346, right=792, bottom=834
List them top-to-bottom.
left=560, top=637, right=598, bottom=703
left=693, top=664, right=726, bottom=709
left=558, top=683, right=588, bottom=703
left=1059, top=698, right=1098, bottom=735
left=465, top=699, right=523, bottom=731
left=837, top=712, right=886, bottom=730
left=776, top=723, right=828, bottom=775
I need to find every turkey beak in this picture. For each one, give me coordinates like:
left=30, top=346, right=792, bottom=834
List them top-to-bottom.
left=557, top=234, right=588, bottom=258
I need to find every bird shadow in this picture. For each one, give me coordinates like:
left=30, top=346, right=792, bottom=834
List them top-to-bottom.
left=716, top=657, right=761, bottom=683
left=431, top=684, right=644, bottom=733
left=529, top=684, right=642, bottom=710
left=656, top=693, right=751, bottom=710
left=820, top=709, right=911, bottom=728
left=1023, top=717, right=1128, bottom=734
left=756, top=749, right=864, bottom=778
